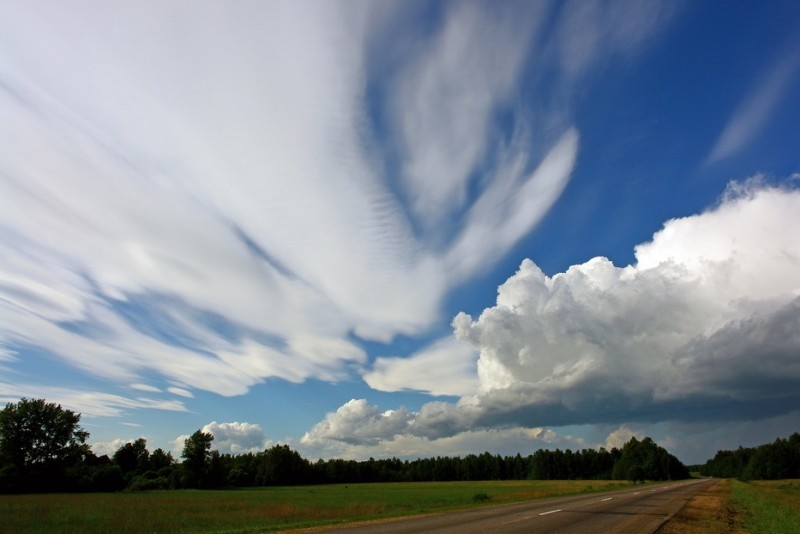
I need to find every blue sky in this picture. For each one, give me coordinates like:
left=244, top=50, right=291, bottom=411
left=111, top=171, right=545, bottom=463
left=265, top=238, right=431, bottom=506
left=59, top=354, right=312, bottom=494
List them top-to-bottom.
left=1, top=1, right=799, bottom=465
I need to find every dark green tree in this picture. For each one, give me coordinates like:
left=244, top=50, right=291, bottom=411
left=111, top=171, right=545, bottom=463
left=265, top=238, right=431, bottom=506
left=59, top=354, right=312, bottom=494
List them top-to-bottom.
left=0, top=398, right=90, bottom=492
left=181, top=430, right=213, bottom=488
left=613, top=437, right=688, bottom=481
left=112, top=438, right=149, bottom=481
left=254, top=444, right=312, bottom=486
left=149, top=448, right=175, bottom=471
left=627, top=465, right=645, bottom=484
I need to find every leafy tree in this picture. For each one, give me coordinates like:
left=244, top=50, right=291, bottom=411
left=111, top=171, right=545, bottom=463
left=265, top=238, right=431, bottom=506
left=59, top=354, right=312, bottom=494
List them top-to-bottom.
left=0, top=398, right=90, bottom=492
left=181, top=430, right=213, bottom=488
left=701, top=433, right=800, bottom=480
left=612, top=437, right=688, bottom=481
left=113, top=438, right=150, bottom=480
left=254, top=444, right=312, bottom=486
left=149, top=448, right=175, bottom=471
left=627, top=465, right=645, bottom=484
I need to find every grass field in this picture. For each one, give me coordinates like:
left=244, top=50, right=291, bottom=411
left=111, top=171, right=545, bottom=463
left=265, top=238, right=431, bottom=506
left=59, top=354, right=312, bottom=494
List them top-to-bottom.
left=731, top=479, right=800, bottom=533
left=0, top=480, right=638, bottom=533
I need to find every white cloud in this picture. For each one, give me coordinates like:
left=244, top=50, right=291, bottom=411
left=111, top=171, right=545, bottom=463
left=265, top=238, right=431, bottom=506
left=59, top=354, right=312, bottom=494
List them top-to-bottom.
left=556, top=0, right=675, bottom=79
left=0, top=1, right=584, bottom=406
left=391, top=1, right=543, bottom=229
left=707, top=46, right=800, bottom=163
left=444, top=128, right=579, bottom=282
left=302, top=181, right=800, bottom=458
left=454, top=181, right=800, bottom=425
left=363, top=337, right=479, bottom=397
left=0, top=381, right=187, bottom=418
left=131, top=384, right=161, bottom=393
left=167, top=387, right=193, bottom=398
left=299, top=397, right=584, bottom=460
left=301, top=399, right=413, bottom=447
left=202, top=421, right=270, bottom=455
left=603, top=426, right=639, bottom=450
left=170, top=434, right=190, bottom=458
left=91, top=438, right=131, bottom=458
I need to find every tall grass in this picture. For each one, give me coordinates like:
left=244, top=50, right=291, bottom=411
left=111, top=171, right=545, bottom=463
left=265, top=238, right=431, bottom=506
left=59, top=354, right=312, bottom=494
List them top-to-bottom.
left=731, top=479, right=800, bottom=533
left=0, top=480, right=636, bottom=533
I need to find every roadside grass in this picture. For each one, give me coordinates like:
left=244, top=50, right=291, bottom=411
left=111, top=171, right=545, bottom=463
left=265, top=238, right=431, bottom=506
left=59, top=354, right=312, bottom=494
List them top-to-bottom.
left=0, top=479, right=642, bottom=533
left=658, top=479, right=744, bottom=534
left=731, top=479, right=800, bottom=534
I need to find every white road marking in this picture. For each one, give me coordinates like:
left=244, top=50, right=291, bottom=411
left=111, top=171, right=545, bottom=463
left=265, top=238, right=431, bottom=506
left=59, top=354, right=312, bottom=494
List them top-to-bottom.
left=634, top=492, right=641, bottom=495
left=601, top=497, right=613, bottom=501
left=539, top=509, right=562, bottom=516
left=503, top=515, right=535, bottom=525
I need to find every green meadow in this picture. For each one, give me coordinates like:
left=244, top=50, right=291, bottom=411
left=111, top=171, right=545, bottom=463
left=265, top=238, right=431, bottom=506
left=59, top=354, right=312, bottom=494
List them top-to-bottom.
left=731, top=479, right=800, bottom=533
left=0, top=480, right=635, bottom=533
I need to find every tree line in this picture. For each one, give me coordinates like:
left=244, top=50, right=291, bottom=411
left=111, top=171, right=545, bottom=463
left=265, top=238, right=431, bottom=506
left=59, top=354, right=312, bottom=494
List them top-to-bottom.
left=1, top=398, right=692, bottom=493
left=699, top=433, right=800, bottom=480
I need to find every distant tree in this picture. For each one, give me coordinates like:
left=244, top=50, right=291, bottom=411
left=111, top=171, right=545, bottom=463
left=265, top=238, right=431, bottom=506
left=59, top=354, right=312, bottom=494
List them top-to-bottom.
left=0, top=398, right=90, bottom=492
left=181, top=430, right=213, bottom=488
left=700, top=433, right=800, bottom=481
left=613, top=437, right=688, bottom=481
left=113, top=438, right=150, bottom=481
left=254, top=444, right=312, bottom=486
left=149, top=448, right=175, bottom=472
left=627, top=465, right=645, bottom=484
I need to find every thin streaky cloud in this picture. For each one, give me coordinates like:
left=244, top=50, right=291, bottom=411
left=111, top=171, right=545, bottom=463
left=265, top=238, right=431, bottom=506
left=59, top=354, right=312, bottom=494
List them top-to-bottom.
left=707, top=46, right=800, bottom=163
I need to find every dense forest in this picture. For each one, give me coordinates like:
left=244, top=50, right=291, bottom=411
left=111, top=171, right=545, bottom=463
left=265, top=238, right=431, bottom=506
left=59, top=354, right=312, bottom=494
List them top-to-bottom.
left=1, top=398, right=690, bottom=493
left=700, top=433, right=800, bottom=480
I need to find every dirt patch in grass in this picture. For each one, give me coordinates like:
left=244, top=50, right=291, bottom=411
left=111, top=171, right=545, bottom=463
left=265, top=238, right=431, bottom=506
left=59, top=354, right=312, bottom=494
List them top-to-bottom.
left=657, top=480, right=746, bottom=534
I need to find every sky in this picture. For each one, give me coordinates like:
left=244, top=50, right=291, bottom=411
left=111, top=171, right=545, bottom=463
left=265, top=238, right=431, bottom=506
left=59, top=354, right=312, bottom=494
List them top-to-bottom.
left=1, top=1, right=799, bottom=466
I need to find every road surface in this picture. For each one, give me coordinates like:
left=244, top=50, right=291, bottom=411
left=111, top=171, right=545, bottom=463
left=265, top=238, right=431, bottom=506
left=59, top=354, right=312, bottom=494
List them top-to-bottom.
left=310, top=478, right=715, bottom=534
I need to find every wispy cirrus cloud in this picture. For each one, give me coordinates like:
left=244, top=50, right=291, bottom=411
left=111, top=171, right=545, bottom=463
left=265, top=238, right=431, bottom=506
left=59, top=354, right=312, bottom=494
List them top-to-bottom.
left=555, top=0, right=676, bottom=79
left=0, top=1, right=587, bottom=408
left=390, top=1, right=546, bottom=230
left=707, top=45, right=800, bottom=163
left=363, top=337, right=478, bottom=397
left=0, top=381, right=187, bottom=418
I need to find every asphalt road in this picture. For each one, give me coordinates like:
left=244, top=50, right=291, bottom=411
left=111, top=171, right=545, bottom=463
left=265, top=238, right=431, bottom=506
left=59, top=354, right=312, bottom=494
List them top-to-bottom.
left=312, top=478, right=716, bottom=534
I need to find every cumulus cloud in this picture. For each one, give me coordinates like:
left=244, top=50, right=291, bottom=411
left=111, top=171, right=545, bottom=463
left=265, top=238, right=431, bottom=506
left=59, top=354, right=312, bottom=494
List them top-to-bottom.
left=303, top=181, right=800, bottom=458
left=455, top=181, right=800, bottom=426
left=300, top=398, right=584, bottom=460
left=301, top=399, right=413, bottom=447
left=202, top=421, right=270, bottom=455
left=603, top=426, right=639, bottom=450
left=91, top=438, right=133, bottom=458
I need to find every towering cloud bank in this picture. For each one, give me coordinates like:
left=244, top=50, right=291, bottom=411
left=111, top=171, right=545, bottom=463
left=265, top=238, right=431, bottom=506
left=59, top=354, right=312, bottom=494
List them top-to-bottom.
left=304, top=180, right=800, bottom=459
left=454, top=180, right=800, bottom=425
